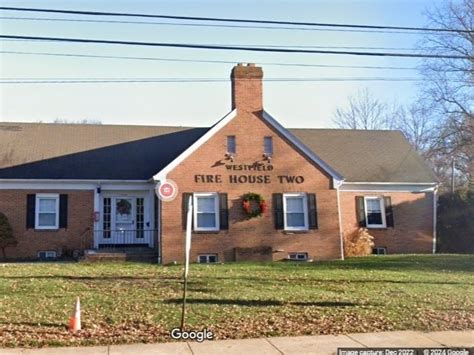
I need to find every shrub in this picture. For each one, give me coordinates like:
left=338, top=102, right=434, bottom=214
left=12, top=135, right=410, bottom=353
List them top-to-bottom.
left=437, top=189, right=474, bottom=253
left=0, top=212, right=17, bottom=260
left=344, top=228, right=375, bottom=257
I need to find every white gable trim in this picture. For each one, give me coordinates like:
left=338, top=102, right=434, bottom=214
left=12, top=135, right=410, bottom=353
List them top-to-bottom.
left=153, top=108, right=345, bottom=183
left=153, top=109, right=237, bottom=181
left=262, top=110, right=344, bottom=182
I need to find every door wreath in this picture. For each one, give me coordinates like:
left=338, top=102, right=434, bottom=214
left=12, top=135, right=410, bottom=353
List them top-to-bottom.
left=242, top=193, right=267, bottom=219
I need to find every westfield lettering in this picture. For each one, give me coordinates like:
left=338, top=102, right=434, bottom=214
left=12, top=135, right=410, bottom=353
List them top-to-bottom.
left=194, top=163, right=305, bottom=184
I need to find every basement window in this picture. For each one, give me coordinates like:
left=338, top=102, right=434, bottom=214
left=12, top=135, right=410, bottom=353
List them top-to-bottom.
left=373, top=247, right=387, bottom=255
left=38, top=250, right=57, bottom=260
left=288, top=253, right=308, bottom=261
left=198, top=254, right=218, bottom=263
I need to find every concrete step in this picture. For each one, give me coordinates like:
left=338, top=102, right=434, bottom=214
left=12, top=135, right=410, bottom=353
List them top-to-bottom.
left=81, top=250, right=158, bottom=263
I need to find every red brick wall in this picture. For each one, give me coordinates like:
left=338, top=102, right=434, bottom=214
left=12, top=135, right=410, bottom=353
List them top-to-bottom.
left=161, top=109, right=342, bottom=264
left=0, top=190, right=94, bottom=259
left=340, top=191, right=434, bottom=254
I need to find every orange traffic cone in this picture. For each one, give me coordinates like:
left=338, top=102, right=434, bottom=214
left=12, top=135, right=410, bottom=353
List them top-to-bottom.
left=68, top=297, right=81, bottom=332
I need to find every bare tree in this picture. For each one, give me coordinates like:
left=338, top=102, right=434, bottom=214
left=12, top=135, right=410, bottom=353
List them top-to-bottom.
left=419, top=0, right=473, bottom=121
left=333, top=88, right=392, bottom=130
left=392, top=102, right=439, bottom=154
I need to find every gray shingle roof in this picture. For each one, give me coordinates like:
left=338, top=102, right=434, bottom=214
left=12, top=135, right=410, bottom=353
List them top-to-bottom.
left=0, top=122, right=436, bottom=182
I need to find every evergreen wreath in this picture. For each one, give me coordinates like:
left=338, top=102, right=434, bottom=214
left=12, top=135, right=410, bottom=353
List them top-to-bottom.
left=242, top=193, right=267, bottom=219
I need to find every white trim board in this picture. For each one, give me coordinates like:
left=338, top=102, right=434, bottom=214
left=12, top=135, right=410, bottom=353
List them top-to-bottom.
left=154, top=109, right=237, bottom=181
left=0, top=181, right=154, bottom=190
left=339, top=182, right=437, bottom=192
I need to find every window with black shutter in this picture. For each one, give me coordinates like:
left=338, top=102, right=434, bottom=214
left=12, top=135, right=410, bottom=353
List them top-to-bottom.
left=219, top=193, right=229, bottom=230
left=273, top=193, right=284, bottom=230
left=307, top=193, right=318, bottom=229
left=26, top=194, right=36, bottom=229
left=59, top=194, right=68, bottom=229
left=355, top=196, right=367, bottom=227
left=384, top=196, right=394, bottom=228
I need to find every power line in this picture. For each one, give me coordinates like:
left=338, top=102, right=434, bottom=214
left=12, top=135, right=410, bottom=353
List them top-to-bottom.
left=0, top=6, right=470, bottom=33
left=0, top=16, right=432, bottom=36
left=0, top=35, right=469, bottom=59
left=0, top=38, right=419, bottom=51
left=0, top=50, right=418, bottom=70
left=0, top=77, right=425, bottom=84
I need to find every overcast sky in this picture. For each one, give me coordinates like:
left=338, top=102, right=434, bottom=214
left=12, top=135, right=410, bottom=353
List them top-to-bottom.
left=1, top=0, right=438, bottom=128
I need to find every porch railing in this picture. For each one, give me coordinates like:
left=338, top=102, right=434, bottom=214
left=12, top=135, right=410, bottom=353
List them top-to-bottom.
left=81, top=229, right=159, bottom=251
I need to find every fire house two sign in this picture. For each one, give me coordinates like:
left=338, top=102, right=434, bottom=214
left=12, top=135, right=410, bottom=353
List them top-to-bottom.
left=193, top=163, right=305, bottom=184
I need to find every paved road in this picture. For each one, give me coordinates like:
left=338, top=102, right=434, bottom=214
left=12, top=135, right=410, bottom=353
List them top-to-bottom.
left=2, top=330, right=473, bottom=355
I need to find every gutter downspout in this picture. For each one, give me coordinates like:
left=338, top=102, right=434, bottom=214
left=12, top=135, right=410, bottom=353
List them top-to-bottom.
left=335, top=180, right=345, bottom=260
left=432, top=186, right=438, bottom=254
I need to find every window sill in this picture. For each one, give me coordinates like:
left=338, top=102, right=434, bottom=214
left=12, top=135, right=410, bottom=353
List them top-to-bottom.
left=366, top=226, right=389, bottom=230
left=33, top=228, right=60, bottom=232
left=193, top=230, right=221, bottom=234
left=283, top=230, right=309, bottom=234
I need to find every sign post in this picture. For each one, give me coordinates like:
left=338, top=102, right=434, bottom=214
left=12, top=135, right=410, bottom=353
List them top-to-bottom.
left=181, top=195, right=193, bottom=330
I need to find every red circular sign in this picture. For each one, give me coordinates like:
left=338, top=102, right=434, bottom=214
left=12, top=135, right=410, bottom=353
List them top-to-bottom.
left=156, top=179, right=178, bottom=201
left=159, top=182, right=174, bottom=198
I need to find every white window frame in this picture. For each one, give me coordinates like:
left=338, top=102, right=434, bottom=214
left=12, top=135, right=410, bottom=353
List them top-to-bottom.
left=193, top=192, right=220, bottom=232
left=35, top=193, right=60, bottom=230
left=283, top=193, right=309, bottom=231
left=364, top=196, right=386, bottom=228
left=288, top=252, right=308, bottom=261
left=197, top=254, right=218, bottom=263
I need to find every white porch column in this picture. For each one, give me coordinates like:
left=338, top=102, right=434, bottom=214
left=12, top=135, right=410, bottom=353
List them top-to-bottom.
left=93, top=186, right=101, bottom=249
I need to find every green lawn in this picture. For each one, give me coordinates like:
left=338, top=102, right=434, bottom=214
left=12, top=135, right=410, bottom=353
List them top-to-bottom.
left=0, top=255, right=473, bottom=347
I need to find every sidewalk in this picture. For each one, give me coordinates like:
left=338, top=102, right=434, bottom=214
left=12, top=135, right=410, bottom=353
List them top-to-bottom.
left=2, top=330, right=473, bottom=355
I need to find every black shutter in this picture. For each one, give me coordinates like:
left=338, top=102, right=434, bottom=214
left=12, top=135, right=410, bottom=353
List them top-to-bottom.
left=182, top=193, right=193, bottom=230
left=219, top=193, right=229, bottom=230
left=273, top=193, right=284, bottom=230
left=307, top=193, right=318, bottom=229
left=26, top=194, right=36, bottom=229
left=59, top=194, right=68, bottom=228
left=356, top=196, right=367, bottom=227
left=384, top=196, right=394, bottom=228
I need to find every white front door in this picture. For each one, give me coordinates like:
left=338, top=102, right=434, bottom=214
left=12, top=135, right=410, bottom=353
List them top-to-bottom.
left=97, top=195, right=152, bottom=247
left=113, top=197, right=136, bottom=241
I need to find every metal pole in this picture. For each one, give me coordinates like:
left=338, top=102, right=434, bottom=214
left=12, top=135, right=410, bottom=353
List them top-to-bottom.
left=180, top=196, right=192, bottom=330
left=180, top=271, right=188, bottom=330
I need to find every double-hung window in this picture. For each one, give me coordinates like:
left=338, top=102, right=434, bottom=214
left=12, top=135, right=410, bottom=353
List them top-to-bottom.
left=194, top=193, right=220, bottom=231
left=283, top=193, right=308, bottom=231
left=35, top=194, right=59, bottom=229
left=364, top=197, right=386, bottom=228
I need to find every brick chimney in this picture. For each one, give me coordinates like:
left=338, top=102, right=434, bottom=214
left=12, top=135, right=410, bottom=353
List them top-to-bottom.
left=231, top=63, right=263, bottom=112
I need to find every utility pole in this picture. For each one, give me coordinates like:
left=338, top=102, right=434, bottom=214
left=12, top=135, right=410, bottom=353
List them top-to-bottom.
left=451, top=159, right=455, bottom=193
